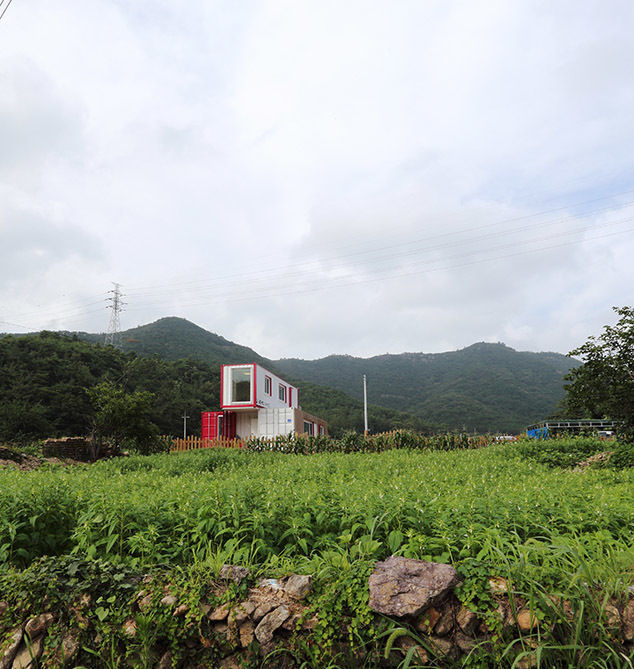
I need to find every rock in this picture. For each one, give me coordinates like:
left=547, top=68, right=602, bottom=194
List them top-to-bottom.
left=368, top=556, right=459, bottom=617
left=219, top=564, right=251, bottom=584
left=283, top=574, right=312, bottom=600
left=488, top=576, right=508, bottom=594
left=138, top=593, right=153, bottom=611
left=160, top=594, right=178, bottom=607
left=624, top=599, right=634, bottom=642
left=229, top=601, right=255, bottom=625
left=253, top=601, right=276, bottom=621
left=603, top=602, right=620, bottom=628
left=209, top=603, right=231, bottom=621
left=172, top=604, right=188, bottom=617
left=254, top=605, right=291, bottom=644
left=433, top=605, right=455, bottom=636
left=415, top=606, right=441, bottom=633
left=456, top=606, right=478, bottom=635
left=516, top=608, right=539, bottom=632
left=282, top=612, right=302, bottom=632
left=24, top=613, right=53, bottom=638
left=302, top=615, right=319, bottom=631
left=122, top=619, right=137, bottom=638
left=239, top=620, right=255, bottom=647
left=212, top=622, right=229, bottom=637
left=0, top=628, right=23, bottom=669
left=455, top=632, right=476, bottom=653
left=55, top=633, right=79, bottom=666
left=11, top=635, right=43, bottom=669
left=428, top=635, right=455, bottom=658
left=396, top=636, right=429, bottom=664
left=157, top=650, right=173, bottom=669
left=515, top=651, right=538, bottom=669
left=219, top=654, right=241, bottom=669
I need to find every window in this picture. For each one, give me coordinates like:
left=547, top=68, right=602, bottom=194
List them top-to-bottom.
left=231, top=367, right=252, bottom=403
left=264, top=376, right=272, bottom=395
left=278, top=384, right=286, bottom=402
left=303, top=420, right=314, bottom=436
left=318, top=425, right=325, bottom=435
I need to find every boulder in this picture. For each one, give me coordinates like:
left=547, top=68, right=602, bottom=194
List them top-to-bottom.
left=369, top=556, right=459, bottom=617
left=219, top=565, right=251, bottom=584
left=283, top=574, right=312, bottom=600
left=209, top=603, right=231, bottom=621
left=254, top=605, right=290, bottom=644
left=24, top=613, right=53, bottom=638
left=239, top=620, right=255, bottom=647
left=0, top=628, right=23, bottom=669
left=54, top=633, right=79, bottom=666
left=11, top=635, right=43, bottom=669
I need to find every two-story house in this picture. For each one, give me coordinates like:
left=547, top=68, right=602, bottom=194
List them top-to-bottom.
left=202, top=363, right=328, bottom=440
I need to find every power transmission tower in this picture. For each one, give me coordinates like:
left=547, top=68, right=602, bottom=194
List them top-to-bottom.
left=105, top=283, right=125, bottom=346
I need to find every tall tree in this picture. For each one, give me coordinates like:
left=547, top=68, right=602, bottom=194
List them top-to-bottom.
left=564, top=306, right=634, bottom=436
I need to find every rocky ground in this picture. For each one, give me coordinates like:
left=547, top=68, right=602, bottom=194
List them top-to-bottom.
left=1, top=556, right=633, bottom=668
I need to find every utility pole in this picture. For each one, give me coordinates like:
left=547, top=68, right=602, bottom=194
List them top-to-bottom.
left=104, top=282, right=124, bottom=347
left=363, top=374, right=368, bottom=436
left=182, top=411, right=190, bottom=439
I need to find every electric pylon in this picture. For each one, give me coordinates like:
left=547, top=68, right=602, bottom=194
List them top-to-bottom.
left=104, top=282, right=125, bottom=346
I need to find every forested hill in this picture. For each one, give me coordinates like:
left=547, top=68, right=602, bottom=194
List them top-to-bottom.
left=4, top=317, right=577, bottom=435
left=78, top=317, right=267, bottom=366
left=82, top=318, right=577, bottom=432
left=0, top=331, right=435, bottom=442
left=273, top=343, right=577, bottom=433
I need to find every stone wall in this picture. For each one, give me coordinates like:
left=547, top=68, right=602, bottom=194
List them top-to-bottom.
left=41, top=437, right=89, bottom=460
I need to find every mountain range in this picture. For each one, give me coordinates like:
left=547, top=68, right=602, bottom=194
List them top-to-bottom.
left=76, top=317, right=576, bottom=433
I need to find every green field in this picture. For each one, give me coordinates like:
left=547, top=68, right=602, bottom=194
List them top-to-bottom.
left=1, top=438, right=633, bottom=666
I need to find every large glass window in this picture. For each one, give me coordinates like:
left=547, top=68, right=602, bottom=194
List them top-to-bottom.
left=231, top=367, right=252, bottom=403
left=303, top=420, right=314, bottom=435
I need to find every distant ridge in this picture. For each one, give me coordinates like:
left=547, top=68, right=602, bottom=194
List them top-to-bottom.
left=66, top=317, right=575, bottom=433
left=273, top=342, right=577, bottom=433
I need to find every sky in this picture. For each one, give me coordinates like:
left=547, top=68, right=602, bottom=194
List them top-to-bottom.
left=1, top=0, right=634, bottom=360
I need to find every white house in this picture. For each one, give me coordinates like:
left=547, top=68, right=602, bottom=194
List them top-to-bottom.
left=202, top=363, right=328, bottom=440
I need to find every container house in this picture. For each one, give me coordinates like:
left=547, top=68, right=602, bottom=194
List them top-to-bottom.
left=202, top=363, right=328, bottom=440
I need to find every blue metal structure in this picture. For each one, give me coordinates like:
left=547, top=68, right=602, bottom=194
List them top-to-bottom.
left=524, top=419, right=618, bottom=439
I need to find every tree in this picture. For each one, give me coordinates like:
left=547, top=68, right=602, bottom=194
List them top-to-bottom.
left=564, top=306, right=634, bottom=437
left=87, top=382, right=159, bottom=455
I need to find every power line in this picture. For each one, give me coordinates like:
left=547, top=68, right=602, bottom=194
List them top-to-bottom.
left=0, top=0, right=14, bottom=22
left=125, top=192, right=634, bottom=300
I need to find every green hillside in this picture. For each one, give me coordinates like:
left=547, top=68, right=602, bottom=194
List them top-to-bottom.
left=4, top=317, right=577, bottom=436
left=79, top=317, right=266, bottom=366
left=0, top=330, right=434, bottom=441
left=273, top=343, right=577, bottom=433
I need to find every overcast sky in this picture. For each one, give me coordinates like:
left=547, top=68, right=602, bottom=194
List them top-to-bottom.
left=1, top=1, right=633, bottom=359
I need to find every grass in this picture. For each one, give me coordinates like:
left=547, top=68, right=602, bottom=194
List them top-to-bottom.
left=0, top=437, right=632, bottom=666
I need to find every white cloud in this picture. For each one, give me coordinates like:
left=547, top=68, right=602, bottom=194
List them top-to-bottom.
left=1, top=0, right=634, bottom=357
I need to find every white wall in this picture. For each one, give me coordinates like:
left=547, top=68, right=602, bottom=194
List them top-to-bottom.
left=254, top=364, right=299, bottom=410
left=256, top=407, right=295, bottom=437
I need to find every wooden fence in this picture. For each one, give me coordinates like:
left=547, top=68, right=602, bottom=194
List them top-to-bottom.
left=169, top=436, right=244, bottom=452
